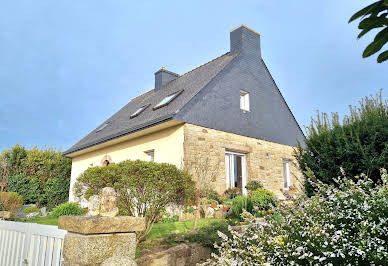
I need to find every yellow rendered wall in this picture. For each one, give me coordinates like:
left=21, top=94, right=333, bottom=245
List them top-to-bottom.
left=69, top=124, right=185, bottom=202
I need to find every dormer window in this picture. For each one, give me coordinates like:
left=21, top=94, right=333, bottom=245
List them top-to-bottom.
left=153, top=90, right=183, bottom=110
left=240, top=90, right=250, bottom=111
left=130, top=104, right=150, bottom=119
left=96, top=123, right=109, bottom=132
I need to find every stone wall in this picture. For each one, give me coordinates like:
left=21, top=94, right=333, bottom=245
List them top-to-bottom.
left=183, top=123, right=304, bottom=197
left=136, top=243, right=211, bottom=266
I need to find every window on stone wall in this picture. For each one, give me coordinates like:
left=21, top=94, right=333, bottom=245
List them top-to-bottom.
left=240, top=90, right=250, bottom=111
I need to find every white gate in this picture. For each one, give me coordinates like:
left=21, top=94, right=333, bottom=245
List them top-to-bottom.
left=0, top=220, right=66, bottom=266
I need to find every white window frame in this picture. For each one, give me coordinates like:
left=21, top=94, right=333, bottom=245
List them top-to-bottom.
left=153, top=90, right=184, bottom=110
left=240, top=90, right=250, bottom=111
left=130, top=104, right=150, bottom=119
left=145, top=150, right=155, bottom=162
left=225, top=151, right=247, bottom=195
left=283, top=159, right=291, bottom=190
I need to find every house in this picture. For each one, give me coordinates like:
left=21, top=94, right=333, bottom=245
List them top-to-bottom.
left=64, top=25, right=305, bottom=201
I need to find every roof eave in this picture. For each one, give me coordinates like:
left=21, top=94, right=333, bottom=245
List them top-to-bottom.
left=62, top=114, right=178, bottom=158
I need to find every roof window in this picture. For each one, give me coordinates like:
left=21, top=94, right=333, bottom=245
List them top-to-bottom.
left=153, top=90, right=183, bottom=110
left=130, top=104, right=150, bottom=119
left=96, top=123, right=109, bottom=132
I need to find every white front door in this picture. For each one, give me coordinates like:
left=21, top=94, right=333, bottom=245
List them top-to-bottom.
left=225, top=151, right=247, bottom=195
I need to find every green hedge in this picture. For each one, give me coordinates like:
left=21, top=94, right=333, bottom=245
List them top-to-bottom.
left=296, top=91, right=388, bottom=195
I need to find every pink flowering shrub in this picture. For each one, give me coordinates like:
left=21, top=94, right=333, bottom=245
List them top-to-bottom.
left=204, top=169, right=388, bottom=265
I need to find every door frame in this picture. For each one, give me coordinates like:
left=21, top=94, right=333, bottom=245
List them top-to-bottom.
left=225, top=150, right=247, bottom=195
left=283, top=158, right=291, bottom=190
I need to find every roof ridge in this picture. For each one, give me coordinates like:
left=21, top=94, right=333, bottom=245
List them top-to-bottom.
left=130, top=52, right=230, bottom=102
left=178, top=52, right=230, bottom=78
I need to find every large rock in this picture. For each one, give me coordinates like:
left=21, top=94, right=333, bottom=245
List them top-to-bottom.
left=86, top=187, right=119, bottom=217
left=100, top=187, right=119, bottom=217
left=86, top=195, right=100, bottom=216
left=58, top=216, right=146, bottom=234
left=63, top=232, right=136, bottom=265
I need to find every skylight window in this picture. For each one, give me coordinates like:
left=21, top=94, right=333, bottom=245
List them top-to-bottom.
left=153, top=90, right=183, bottom=110
left=130, top=104, right=150, bottom=119
left=96, top=123, right=109, bottom=132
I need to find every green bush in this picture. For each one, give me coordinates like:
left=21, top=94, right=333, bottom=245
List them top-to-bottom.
left=295, top=91, right=388, bottom=196
left=74, top=160, right=196, bottom=243
left=7, top=174, right=42, bottom=204
left=44, top=178, right=70, bottom=209
left=245, top=180, right=263, bottom=193
left=251, top=189, right=277, bottom=210
left=0, top=192, right=23, bottom=211
left=231, top=196, right=253, bottom=220
left=0, top=202, right=6, bottom=211
left=50, top=202, right=84, bottom=218
left=22, top=206, right=41, bottom=215
left=184, top=206, right=195, bottom=214
left=160, top=215, right=179, bottom=223
left=185, top=220, right=231, bottom=249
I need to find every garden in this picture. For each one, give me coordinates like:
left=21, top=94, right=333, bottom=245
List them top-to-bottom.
left=1, top=92, right=388, bottom=265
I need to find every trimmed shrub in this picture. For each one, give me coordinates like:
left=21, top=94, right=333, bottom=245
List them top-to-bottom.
left=295, top=91, right=388, bottom=196
left=74, top=160, right=196, bottom=243
left=205, top=169, right=388, bottom=265
left=7, top=174, right=41, bottom=204
left=44, top=178, right=70, bottom=209
left=245, top=180, right=263, bottom=193
left=251, top=189, right=277, bottom=210
left=0, top=192, right=23, bottom=211
left=231, top=195, right=253, bottom=220
left=0, top=202, right=6, bottom=211
left=50, top=202, right=84, bottom=218
left=22, top=206, right=41, bottom=215
left=185, top=220, right=231, bottom=249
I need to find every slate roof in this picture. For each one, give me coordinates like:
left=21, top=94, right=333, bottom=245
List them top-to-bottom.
left=63, top=52, right=236, bottom=155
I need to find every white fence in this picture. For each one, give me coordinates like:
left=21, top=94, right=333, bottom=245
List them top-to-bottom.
left=0, top=220, right=66, bottom=266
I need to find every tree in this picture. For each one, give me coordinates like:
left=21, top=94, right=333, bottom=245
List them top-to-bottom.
left=349, top=1, right=388, bottom=63
left=295, top=91, right=388, bottom=195
left=185, top=154, right=221, bottom=231
left=74, top=160, right=196, bottom=243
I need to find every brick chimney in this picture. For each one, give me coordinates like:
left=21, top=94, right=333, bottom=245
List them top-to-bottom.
left=230, top=25, right=261, bottom=57
left=154, top=67, right=179, bottom=90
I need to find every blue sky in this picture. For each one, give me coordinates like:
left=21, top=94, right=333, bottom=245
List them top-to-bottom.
left=0, top=0, right=386, bottom=151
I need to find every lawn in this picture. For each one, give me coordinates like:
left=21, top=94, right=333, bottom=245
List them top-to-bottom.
left=16, top=216, right=59, bottom=225
left=19, top=216, right=221, bottom=239
left=147, top=218, right=221, bottom=240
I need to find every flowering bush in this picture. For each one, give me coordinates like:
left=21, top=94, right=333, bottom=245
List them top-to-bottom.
left=204, top=169, right=388, bottom=265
